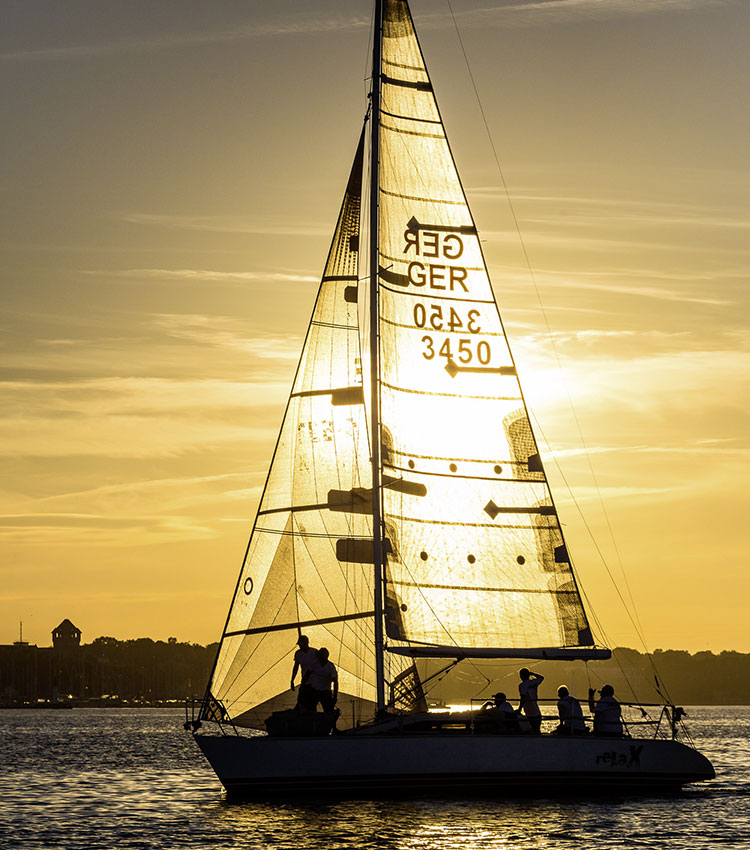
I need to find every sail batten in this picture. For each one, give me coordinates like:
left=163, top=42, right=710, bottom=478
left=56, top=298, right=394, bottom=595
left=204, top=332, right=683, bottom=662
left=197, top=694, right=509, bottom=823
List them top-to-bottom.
left=224, top=611, right=376, bottom=639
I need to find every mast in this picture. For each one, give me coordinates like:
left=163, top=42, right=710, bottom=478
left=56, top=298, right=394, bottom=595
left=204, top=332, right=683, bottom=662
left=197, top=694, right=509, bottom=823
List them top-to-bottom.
left=369, top=0, right=386, bottom=713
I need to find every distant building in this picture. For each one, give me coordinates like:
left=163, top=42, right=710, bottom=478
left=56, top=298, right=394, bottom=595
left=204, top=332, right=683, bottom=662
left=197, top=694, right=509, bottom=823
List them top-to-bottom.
left=1, top=618, right=84, bottom=703
left=52, top=619, right=81, bottom=650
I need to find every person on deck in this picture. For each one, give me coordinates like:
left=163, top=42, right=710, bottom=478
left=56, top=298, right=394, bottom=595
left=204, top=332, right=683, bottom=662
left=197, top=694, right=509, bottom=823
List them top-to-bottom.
left=290, top=634, right=318, bottom=710
left=308, top=647, right=339, bottom=714
left=518, top=668, right=545, bottom=733
left=588, top=684, right=623, bottom=736
left=553, top=685, right=587, bottom=735
left=476, top=692, right=519, bottom=734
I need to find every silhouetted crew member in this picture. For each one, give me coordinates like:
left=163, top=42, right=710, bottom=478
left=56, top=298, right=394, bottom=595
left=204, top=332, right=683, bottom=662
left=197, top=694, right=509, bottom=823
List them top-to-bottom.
left=290, top=634, right=318, bottom=710
left=308, top=647, right=338, bottom=713
left=518, top=668, right=545, bottom=733
left=588, top=684, right=623, bottom=736
left=554, top=685, right=587, bottom=735
left=477, top=691, right=519, bottom=733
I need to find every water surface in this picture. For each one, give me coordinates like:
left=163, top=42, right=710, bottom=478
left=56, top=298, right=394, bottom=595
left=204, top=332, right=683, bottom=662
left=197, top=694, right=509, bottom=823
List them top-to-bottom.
left=0, top=707, right=747, bottom=849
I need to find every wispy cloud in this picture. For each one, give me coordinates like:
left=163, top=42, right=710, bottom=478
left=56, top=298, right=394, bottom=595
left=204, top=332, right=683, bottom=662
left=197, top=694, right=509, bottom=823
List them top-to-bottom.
left=452, top=0, right=728, bottom=27
left=0, top=14, right=369, bottom=64
left=120, top=213, right=330, bottom=237
left=488, top=265, right=731, bottom=306
left=85, top=268, right=318, bottom=285
left=522, top=276, right=730, bottom=306
left=150, top=313, right=303, bottom=360
left=519, top=346, right=750, bottom=418
left=0, top=376, right=287, bottom=457
left=548, top=442, right=750, bottom=459
left=0, top=469, right=265, bottom=548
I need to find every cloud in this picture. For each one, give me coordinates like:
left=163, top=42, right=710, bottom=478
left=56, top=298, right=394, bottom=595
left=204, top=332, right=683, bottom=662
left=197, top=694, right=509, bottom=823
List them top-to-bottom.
left=451, top=0, right=729, bottom=27
left=0, top=14, right=369, bottom=64
left=120, top=213, right=330, bottom=237
left=489, top=265, right=731, bottom=306
left=89, top=268, right=319, bottom=285
left=149, top=313, right=303, bottom=360
left=518, top=346, right=750, bottom=419
left=0, top=376, right=287, bottom=458
left=547, top=442, right=750, bottom=459
left=0, top=467, right=266, bottom=548
left=0, top=513, right=218, bottom=546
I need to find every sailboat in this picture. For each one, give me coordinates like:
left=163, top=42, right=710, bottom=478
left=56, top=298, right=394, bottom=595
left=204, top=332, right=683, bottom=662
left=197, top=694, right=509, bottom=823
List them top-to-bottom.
left=191, top=0, right=714, bottom=794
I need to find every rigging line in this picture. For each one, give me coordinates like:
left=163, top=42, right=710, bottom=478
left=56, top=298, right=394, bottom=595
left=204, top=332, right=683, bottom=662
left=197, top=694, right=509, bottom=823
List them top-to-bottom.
left=363, top=0, right=376, bottom=95
left=444, top=0, right=658, bottom=688
left=305, top=214, right=375, bottom=669
left=295, top=356, right=375, bottom=648
left=529, top=413, right=672, bottom=703
left=293, top=516, right=372, bottom=654
left=228, top=613, right=379, bottom=708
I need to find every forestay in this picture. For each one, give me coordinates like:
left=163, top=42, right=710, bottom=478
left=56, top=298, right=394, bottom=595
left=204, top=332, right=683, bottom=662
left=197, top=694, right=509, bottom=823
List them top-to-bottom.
left=375, top=0, right=597, bottom=654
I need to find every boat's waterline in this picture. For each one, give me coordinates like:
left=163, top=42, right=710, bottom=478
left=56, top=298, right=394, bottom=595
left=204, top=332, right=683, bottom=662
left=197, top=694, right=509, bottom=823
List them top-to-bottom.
left=194, top=732, right=714, bottom=796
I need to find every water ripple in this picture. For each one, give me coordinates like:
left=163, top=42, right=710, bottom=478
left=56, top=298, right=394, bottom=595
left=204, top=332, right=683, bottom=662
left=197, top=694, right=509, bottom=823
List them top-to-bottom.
left=0, top=707, right=747, bottom=849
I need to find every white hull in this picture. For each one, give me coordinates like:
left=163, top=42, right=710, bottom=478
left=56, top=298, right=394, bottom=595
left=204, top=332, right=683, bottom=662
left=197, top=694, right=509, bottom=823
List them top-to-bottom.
left=195, top=732, right=714, bottom=796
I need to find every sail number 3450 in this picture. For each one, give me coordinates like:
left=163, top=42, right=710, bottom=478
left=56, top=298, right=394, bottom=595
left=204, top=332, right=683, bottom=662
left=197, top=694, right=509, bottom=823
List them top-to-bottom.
left=422, top=335, right=491, bottom=364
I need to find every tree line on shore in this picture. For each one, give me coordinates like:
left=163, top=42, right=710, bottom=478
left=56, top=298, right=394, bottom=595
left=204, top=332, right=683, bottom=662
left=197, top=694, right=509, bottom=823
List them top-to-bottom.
left=2, top=636, right=748, bottom=705
left=425, top=647, right=750, bottom=706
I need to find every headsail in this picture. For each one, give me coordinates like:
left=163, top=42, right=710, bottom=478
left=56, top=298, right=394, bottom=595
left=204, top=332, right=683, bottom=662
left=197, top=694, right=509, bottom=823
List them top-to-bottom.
left=374, top=0, right=602, bottom=657
left=205, top=130, right=424, bottom=729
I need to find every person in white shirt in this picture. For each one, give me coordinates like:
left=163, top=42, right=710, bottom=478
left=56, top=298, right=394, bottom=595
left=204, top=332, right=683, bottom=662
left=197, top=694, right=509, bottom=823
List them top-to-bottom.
left=290, top=634, right=318, bottom=710
left=308, top=647, right=338, bottom=713
left=518, top=668, right=545, bottom=733
left=588, top=684, right=623, bottom=736
left=554, top=685, right=587, bottom=735
left=477, top=691, right=519, bottom=733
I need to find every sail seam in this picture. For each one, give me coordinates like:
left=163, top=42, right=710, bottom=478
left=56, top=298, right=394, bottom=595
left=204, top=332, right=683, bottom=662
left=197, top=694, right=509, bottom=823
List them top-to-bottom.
left=382, top=57, right=425, bottom=73
left=382, top=73, right=432, bottom=91
left=381, top=107, right=442, bottom=125
left=381, top=121, right=445, bottom=140
left=379, top=186, right=466, bottom=205
left=378, top=249, right=483, bottom=271
left=378, top=281, right=494, bottom=304
left=310, top=321, right=358, bottom=331
left=381, top=378, right=520, bottom=402
left=290, top=386, right=363, bottom=399
left=386, top=448, right=531, bottom=464
left=383, top=462, right=540, bottom=484
left=257, top=503, right=329, bottom=516
left=386, top=514, right=556, bottom=530
left=255, top=527, right=371, bottom=540
left=391, top=579, right=578, bottom=594
left=224, top=611, right=376, bottom=639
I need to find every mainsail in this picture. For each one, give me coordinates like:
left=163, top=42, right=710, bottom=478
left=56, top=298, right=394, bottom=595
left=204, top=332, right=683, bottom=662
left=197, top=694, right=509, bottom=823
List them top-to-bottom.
left=374, top=0, right=597, bottom=656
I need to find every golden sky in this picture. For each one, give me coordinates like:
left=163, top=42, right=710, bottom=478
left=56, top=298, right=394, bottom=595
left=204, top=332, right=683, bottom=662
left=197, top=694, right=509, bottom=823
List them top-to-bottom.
left=2, top=0, right=748, bottom=652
